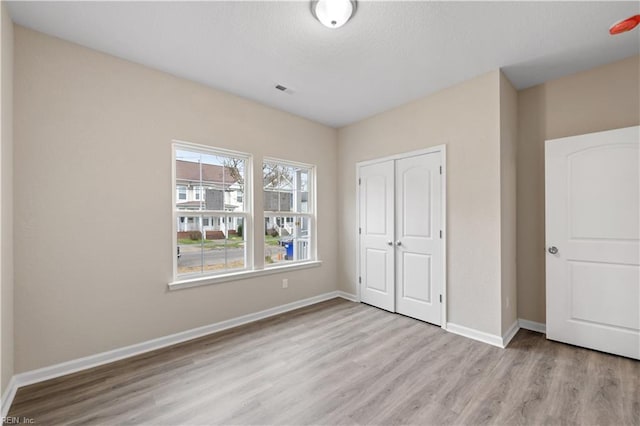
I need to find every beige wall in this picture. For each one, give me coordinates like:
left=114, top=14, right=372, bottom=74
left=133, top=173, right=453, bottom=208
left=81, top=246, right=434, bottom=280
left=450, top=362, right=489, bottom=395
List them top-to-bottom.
left=1, top=2, right=14, bottom=394
left=12, top=20, right=638, bottom=376
left=13, top=27, right=338, bottom=372
left=517, top=55, right=640, bottom=324
left=338, top=71, right=505, bottom=336
left=499, top=72, right=517, bottom=334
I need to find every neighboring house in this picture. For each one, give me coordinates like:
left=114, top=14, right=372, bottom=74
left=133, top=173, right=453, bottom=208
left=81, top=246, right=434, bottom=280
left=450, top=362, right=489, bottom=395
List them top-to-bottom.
left=175, top=159, right=243, bottom=235
left=176, top=160, right=310, bottom=240
left=263, top=166, right=309, bottom=237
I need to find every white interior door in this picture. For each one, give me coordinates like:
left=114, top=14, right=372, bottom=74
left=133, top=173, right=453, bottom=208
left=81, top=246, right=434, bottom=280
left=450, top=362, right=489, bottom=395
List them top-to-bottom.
left=546, top=126, right=639, bottom=360
left=395, top=153, right=442, bottom=325
left=359, top=161, right=395, bottom=312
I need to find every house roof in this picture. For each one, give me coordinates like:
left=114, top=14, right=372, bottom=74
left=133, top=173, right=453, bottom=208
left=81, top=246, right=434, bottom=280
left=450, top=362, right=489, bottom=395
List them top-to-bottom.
left=176, top=160, right=237, bottom=186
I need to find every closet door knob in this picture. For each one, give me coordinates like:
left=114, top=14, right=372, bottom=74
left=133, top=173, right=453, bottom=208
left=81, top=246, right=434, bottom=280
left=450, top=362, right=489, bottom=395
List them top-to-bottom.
left=387, top=241, right=393, bottom=246
left=395, top=241, right=402, bottom=246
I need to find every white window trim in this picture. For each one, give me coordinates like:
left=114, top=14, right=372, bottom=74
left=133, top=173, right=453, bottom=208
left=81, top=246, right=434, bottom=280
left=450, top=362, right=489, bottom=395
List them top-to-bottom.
left=172, top=141, right=254, bottom=283
left=170, top=143, right=321, bottom=290
left=168, top=260, right=323, bottom=290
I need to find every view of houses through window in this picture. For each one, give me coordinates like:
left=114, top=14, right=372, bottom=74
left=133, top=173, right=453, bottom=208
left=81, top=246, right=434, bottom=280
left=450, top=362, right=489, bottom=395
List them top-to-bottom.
left=174, top=143, right=316, bottom=280
left=175, top=146, right=248, bottom=276
left=263, top=160, right=313, bottom=265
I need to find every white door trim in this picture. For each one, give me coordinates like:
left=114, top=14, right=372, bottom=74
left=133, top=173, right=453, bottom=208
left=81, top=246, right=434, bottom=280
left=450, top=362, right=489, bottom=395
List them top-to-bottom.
left=355, top=144, right=447, bottom=328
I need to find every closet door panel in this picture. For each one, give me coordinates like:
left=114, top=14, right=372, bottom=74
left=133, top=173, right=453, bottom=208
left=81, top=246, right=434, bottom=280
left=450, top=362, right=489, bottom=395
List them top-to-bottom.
left=395, top=153, right=442, bottom=325
left=359, top=161, right=395, bottom=312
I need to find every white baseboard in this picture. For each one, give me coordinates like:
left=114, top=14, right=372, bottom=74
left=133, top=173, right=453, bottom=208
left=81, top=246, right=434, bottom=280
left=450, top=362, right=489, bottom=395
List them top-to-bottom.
left=1, top=290, right=353, bottom=417
left=336, top=291, right=358, bottom=302
left=518, top=318, right=546, bottom=334
left=447, top=320, right=523, bottom=349
left=502, top=320, right=520, bottom=348
left=446, top=322, right=505, bottom=348
left=1, top=376, right=18, bottom=418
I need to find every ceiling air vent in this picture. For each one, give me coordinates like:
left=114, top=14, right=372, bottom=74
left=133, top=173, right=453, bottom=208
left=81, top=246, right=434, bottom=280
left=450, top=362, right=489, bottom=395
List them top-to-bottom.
left=275, top=84, right=294, bottom=95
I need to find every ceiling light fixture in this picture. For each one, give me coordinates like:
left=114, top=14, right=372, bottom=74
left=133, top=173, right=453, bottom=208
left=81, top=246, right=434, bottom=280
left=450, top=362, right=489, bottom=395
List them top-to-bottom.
left=311, top=0, right=356, bottom=29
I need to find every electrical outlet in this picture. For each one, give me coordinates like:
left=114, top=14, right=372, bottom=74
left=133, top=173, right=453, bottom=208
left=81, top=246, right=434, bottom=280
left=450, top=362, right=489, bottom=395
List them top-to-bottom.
left=282, top=278, right=288, bottom=289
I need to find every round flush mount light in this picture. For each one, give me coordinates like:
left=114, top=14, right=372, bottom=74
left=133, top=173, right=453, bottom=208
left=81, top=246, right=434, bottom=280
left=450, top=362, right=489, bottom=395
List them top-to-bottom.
left=311, top=0, right=357, bottom=29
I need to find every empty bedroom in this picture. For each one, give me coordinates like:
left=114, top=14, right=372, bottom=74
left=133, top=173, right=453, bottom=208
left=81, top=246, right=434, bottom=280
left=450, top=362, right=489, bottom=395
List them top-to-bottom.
left=0, top=1, right=638, bottom=425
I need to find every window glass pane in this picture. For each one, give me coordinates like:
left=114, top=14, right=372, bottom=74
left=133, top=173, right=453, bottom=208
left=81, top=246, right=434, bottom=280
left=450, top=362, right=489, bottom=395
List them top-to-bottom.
left=174, top=144, right=252, bottom=280
left=176, top=149, right=246, bottom=212
left=263, top=162, right=283, bottom=211
left=263, top=163, right=310, bottom=213
left=296, top=169, right=310, bottom=213
left=177, top=214, right=247, bottom=276
left=177, top=215, right=204, bottom=275
left=203, top=216, right=247, bottom=272
left=264, top=216, right=311, bottom=265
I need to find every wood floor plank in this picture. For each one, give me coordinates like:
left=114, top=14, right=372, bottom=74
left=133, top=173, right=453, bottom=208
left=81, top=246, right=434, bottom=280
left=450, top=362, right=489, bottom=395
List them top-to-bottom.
left=8, top=299, right=639, bottom=425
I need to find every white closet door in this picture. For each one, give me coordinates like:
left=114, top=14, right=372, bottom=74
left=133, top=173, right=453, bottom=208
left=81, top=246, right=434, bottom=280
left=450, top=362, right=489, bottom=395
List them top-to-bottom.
left=546, top=126, right=639, bottom=359
left=395, top=153, right=443, bottom=325
left=359, top=161, right=395, bottom=312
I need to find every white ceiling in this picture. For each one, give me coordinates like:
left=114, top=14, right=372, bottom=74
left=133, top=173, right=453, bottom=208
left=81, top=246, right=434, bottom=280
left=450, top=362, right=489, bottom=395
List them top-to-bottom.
left=7, top=1, right=640, bottom=128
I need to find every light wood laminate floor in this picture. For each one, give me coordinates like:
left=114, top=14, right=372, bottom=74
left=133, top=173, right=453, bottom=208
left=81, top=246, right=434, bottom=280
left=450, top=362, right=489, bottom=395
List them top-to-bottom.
left=8, top=298, right=640, bottom=425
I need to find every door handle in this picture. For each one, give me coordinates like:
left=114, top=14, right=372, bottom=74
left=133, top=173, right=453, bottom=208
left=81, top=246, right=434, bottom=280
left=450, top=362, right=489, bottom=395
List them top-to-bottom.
left=387, top=241, right=393, bottom=246
left=395, top=241, right=402, bottom=246
left=548, top=246, right=558, bottom=255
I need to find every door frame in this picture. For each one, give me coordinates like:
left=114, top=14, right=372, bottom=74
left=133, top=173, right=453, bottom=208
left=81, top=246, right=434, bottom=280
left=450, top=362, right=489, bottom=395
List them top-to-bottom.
left=355, top=144, right=448, bottom=329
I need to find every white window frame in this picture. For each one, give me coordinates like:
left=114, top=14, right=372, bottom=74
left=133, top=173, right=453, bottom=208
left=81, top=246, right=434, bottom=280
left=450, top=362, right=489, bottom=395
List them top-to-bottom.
left=172, top=141, right=254, bottom=283
left=169, top=142, right=321, bottom=290
left=263, top=157, right=317, bottom=267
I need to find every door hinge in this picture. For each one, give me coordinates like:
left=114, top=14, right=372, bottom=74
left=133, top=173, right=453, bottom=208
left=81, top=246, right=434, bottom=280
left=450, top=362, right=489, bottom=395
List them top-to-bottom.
left=439, top=166, right=442, bottom=175
left=358, top=178, right=361, bottom=185
left=359, top=227, right=361, bottom=235
left=439, top=230, right=442, bottom=239
left=359, top=276, right=362, bottom=284
left=439, top=294, right=442, bottom=303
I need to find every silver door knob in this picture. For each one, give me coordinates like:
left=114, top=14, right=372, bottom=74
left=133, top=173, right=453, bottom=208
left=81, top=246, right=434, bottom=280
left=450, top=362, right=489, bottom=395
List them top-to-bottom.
left=387, top=241, right=393, bottom=246
left=395, top=241, right=402, bottom=246
left=548, top=246, right=558, bottom=254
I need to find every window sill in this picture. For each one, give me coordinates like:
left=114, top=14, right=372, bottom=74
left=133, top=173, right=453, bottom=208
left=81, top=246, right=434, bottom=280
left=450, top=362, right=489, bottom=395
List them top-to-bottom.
left=168, top=260, right=323, bottom=291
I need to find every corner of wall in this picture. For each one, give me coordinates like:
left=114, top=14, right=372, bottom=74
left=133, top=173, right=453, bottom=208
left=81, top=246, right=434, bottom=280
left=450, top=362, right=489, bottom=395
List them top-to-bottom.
left=0, top=0, right=15, bottom=397
left=499, top=71, right=518, bottom=336
left=335, top=125, right=357, bottom=295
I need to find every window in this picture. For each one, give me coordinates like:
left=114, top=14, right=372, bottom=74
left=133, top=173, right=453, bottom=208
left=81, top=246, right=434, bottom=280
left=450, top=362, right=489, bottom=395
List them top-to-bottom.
left=171, top=142, right=319, bottom=288
left=174, top=143, right=250, bottom=279
left=263, top=159, right=315, bottom=266
left=177, top=186, right=187, bottom=201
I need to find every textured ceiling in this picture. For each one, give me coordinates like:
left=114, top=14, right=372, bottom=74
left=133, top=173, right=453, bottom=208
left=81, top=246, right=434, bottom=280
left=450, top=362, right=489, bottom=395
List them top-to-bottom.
left=7, top=1, right=640, bottom=128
